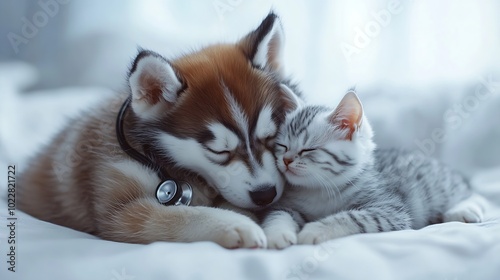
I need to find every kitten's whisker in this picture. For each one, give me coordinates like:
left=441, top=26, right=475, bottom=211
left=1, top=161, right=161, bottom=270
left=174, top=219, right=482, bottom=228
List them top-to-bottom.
left=312, top=172, right=336, bottom=201
left=315, top=172, right=344, bottom=204
left=340, top=172, right=361, bottom=192
left=314, top=173, right=331, bottom=199
left=318, top=177, right=330, bottom=199
left=327, top=177, right=344, bottom=204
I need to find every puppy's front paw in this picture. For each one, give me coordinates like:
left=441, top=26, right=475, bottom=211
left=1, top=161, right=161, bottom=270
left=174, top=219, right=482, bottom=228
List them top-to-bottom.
left=218, top=221, right=267, bottom=249
left=265, top=228, right=297, bottom=249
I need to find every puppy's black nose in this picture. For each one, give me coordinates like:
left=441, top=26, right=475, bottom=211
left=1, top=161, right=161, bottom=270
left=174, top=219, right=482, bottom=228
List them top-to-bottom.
left=249, top=186, right=277, bottom=206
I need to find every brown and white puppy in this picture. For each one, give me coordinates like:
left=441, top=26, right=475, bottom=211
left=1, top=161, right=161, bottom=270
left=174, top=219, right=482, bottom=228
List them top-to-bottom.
left=18, top=13, right=299, bottom=249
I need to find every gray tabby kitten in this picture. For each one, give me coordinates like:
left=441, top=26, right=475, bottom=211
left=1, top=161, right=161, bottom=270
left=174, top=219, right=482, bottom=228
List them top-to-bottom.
left=263, top=90, right=486, bottom=249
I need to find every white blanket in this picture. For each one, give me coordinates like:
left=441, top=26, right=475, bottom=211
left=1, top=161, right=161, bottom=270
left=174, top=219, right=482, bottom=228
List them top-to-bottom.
left=1, top=63, right=500, bottom=280
left=1, top=196, right=500, bottom=280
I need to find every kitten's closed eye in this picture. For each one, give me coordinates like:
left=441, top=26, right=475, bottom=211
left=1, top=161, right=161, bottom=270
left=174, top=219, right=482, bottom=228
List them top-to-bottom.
left=276, top=143, right=288, bottom=152
left=275, top=144, right=316, bottom=155
left=299, top=148, right=316, bottom=155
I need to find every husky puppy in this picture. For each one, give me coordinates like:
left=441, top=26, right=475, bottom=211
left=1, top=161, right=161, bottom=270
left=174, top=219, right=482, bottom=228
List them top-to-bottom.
left=18, top=13, right=298, bottom=249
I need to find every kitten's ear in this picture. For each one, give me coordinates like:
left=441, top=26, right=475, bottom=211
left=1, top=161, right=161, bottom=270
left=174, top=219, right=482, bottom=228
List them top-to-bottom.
left=239, top=12, right=284, bottom=77
left=128, top=50, right=184, bottom=119
left=280, top=84, right=304, bottom=113
left=328, top=91, right=363, bottom=140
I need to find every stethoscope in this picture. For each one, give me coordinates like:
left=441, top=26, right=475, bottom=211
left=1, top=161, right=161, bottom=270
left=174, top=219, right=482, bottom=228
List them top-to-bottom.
left=116, top=97, right=193, bottom=206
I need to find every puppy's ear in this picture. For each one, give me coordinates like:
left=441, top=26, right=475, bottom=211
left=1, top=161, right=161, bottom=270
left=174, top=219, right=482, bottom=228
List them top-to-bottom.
left=239, top=12, right=284, bottom=77
left=128, top=50, right=184, bottom=119
left=328, top=91, right=363, bottom=141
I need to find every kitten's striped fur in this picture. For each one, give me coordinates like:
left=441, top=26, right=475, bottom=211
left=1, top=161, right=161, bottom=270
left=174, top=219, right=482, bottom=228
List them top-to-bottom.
left=263, top=91, right=486, bottom=249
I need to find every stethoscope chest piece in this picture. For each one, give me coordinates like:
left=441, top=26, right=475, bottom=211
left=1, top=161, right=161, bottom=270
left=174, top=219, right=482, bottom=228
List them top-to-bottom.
left=156, top=180, right=193, bottom=206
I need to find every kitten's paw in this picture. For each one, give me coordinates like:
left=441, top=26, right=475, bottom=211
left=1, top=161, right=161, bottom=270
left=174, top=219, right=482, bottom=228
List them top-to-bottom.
left=443, top=194, right=486, bottom=223
left=444, top=206, right=483, bottom=223
left=217, top=221, right=267, bottom=249
left=298, top=221, right=355, bottom=245
left=298, top=222, right=330, bottom=244
left=265, top=228, right=297, bottom=249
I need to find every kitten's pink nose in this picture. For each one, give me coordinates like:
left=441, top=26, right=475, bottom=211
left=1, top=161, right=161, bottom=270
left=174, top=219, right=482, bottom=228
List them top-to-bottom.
left=283, top=157, right=294, bottom=166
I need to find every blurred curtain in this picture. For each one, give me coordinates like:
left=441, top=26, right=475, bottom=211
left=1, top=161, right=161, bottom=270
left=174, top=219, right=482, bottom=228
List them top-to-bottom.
left=1, top=0, right=499, bottom=95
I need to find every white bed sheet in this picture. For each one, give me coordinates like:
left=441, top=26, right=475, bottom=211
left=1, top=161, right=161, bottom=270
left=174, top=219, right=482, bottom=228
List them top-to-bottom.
left=1, top=63, right=500, bottom=280
left=1, top=196, right=500, bottom=280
